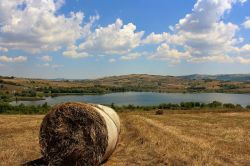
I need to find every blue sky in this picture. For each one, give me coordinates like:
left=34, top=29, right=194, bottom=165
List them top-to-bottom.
left=0, top=0, right=250, bottom=79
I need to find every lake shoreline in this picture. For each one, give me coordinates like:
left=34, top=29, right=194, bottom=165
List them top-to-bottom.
left=12, top=90, right=250, bottom=101
left=9, top=92, right=250, bottom=107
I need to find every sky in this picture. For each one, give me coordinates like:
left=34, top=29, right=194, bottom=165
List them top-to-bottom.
left=0, top=0, right=250, bottom=79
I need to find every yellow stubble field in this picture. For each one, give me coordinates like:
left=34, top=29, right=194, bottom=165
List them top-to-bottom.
left=0, top=111, right=250, bottom=166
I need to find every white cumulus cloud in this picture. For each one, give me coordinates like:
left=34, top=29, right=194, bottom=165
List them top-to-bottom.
left=0, top=0, right=93, bottom=53
left=148, top=0, right=249, bottom=63
left=243, top=17, right=250, bottom=28
left=63, top=18, right=144, bottom=59
left=78, top=19, right=144, bottom=55
left=142, top=32, right=168, bottom=45
left=150, top=43, right=190, bottom=63
left=0, top=47, right=8, bottom=52
left=63, top=47, right=90, bottom=59
left=121, top=52, right=142, bottom=61
left=0, top=55, right=27, bottom=63
left=40, top=55, right=53, bottom=62
left=235, top=56, right=250, bottom=64
left=38, top=63, right=63, bottom=68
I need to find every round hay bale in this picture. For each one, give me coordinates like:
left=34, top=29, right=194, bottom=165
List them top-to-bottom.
left=39, top=102, right=120, bottom=166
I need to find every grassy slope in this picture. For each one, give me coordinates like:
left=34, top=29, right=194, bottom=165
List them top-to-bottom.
left=2, top=74, right=250, bottom=95
left=182, top=74, right=250, bottom=82
left=1, top=111, right=250, bottom=166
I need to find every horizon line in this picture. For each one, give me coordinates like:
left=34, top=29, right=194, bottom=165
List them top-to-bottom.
left=1, top=73, right=250, bottom=80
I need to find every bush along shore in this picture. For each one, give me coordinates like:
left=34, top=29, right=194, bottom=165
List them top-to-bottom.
left=0, top=101, right=250, bottom=114
left=111, top=101, right=250, bottom=112
left=0, top=102, right=50, bottom=114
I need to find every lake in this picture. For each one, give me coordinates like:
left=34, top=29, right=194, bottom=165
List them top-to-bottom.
left=10, top=92, right=250, bottom=106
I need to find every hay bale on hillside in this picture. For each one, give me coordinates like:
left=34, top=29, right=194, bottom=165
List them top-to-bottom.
left=39, top=102, right=120, bottom=166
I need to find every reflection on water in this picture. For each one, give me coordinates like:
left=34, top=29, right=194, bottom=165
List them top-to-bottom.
left=10, top=92, right=250, bottom=106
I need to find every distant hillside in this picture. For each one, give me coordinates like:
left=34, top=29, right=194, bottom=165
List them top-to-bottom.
left=2, top=74, right=250, bottom=102
left=82, top=74, right=188, bottom=92
left=89, top=74, right=184, bottom=86
left=181, top=74, right=250, bottom=82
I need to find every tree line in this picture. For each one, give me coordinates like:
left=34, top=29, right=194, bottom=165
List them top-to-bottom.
left=0, top=101, right=249, bottom=114
left=111, top=101, right=250, bottom=111
left=0, top=102, right=50, bottom=114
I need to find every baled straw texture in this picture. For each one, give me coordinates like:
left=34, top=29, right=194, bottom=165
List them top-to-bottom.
left=39, top=102, right=108, bottom=166
left=92, top=104, right=120, bottom=161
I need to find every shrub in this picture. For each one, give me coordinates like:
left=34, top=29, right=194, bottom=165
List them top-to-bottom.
left=207, top=101, right=223, bottom=108
left=0, top=102, right=50, bottom=114
left=180, top=102, right=195, bottom=109
left=110, top=103, right=115, bottom=109
left=223, top=103, right=235, bottom=109
left=235, top=104, right=243, bottom=109
left=155, top=109, right=164, bottom=115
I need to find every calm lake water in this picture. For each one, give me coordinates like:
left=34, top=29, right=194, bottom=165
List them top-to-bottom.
left=10, top=92, right=250, bottom=106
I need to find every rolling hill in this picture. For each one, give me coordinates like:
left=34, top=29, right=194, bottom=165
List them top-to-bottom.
left=1, top=74, right=250, bottom=102
left=181, top=74, right=250, bottom=82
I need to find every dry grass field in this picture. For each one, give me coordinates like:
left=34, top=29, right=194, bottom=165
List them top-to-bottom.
left=0, top=111, right=250, bottom=166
